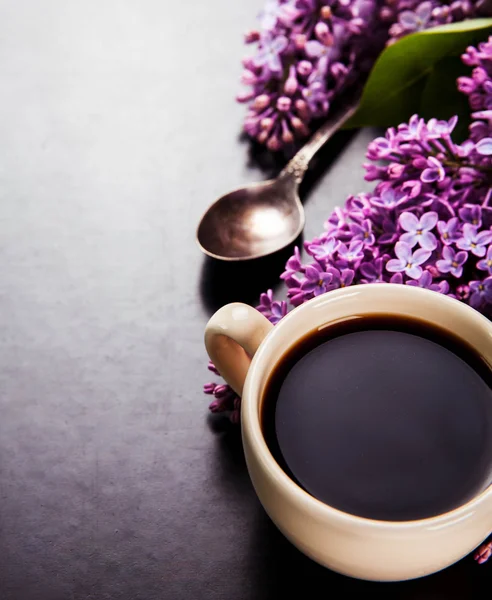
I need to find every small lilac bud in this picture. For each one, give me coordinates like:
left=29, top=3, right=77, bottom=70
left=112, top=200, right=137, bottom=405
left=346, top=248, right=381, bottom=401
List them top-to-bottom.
left=320, top=6, right=332, bottom=19
left=379, top=6, right=393, bottom=20
left=349, top=18, right=364, bottom=34
left=315, top=22, right=333, bottom=46
left=389, top=23, right=404, bottom=38
left=244, top=29, right=260, bottom=44
left=294, top=33, right=306, bottom=50
left=241, top=57, right=255, bottom=70
left=297, top=60, right=313, bottom=77
left=331, top=62, right=348, bottom=78
left=284, top=66, right=297, bottom=95
left=473, top=66, right=488, bottom=84
left=241, top=70, right=256, bottom=85
left=457, top=76, right=476, bottom=94
left=236, top=90, right=255, bottom=103
left=469, top=93, right=483, bottom=110
left=253, top=94, right=270, bottom=110
left=276, top=96, right=292, bottom=112
left=295, top=99, right=310, bottom=120
left=290, top=116, right=309, bottom=136
left=260, top=117, right=274, bottom=131
left=281, top=124, right=294, bottom=144
left=257, top=130, right=268, bottom=144
left=267, top=134, right=281, bottom=152
left=412, top=157, right=428, bottom=169
left=388, top=163, right=405, bottom=178
left=426, top=266, right=439, bottom=278
left=456, top=284, right=470, bottom=301
left=208, top=360, right=220, bottom=375
left=203, top=383, right=216, bottom=395
left=214, top=384, right=231, bottom=399
left=209, top=397, right=230, bottom=413
left=230, top=409, right=240, bottom=424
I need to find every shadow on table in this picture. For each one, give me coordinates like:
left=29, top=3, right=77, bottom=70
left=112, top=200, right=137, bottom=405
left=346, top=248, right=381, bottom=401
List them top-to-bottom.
left=198, top=238, right=300, bottom=316
left=248, top=509, right=487, bottom=600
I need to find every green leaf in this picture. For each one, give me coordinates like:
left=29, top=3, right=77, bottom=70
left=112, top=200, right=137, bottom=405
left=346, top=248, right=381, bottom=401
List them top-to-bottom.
left=345, top=18, right=492, bottom=132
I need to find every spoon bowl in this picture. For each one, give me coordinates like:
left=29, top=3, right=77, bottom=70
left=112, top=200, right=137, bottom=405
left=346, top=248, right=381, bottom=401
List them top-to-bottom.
left=196, top=99, right=359, bottom=261
left=196, top=175, right=304, bottom=261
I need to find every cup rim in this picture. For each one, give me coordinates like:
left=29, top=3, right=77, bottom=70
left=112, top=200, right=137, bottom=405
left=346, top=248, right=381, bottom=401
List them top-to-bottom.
left=242, top=283, right=492, bottom=530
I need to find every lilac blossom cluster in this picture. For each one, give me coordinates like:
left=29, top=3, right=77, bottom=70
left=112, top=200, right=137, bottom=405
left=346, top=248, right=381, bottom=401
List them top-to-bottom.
left=239, top=0, right=485, bottom=150
left=207, top=36, right=492, bottom=562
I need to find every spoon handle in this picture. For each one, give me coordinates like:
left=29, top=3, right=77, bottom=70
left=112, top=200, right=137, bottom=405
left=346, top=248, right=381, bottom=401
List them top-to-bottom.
left=279, top=96, right=360, bottom=184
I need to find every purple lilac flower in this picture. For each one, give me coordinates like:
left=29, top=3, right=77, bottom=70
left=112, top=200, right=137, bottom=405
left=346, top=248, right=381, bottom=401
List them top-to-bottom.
left=258, top=0, right=299, bottom=30
left=398, top=1, right=432, bottom=34
left=252, top=35, right=288, bottom=72
left=421, top=156, right=446, bottom=183
left=370, top=187, right=407, bottom=209
left=459, top=204, right=482, bottom=226
left=399, top=211, right=438, bottom=250
left=437, top=218, right=461, bottom=245
left=349, top=219, right=375, bottom=246
left=378, top=219, right=399, bottom=245
left=457, top=223, right=492, bottom=257
left=307, top=237, right=339, bottom=260
left=337, top=240, right=364, bottom=264
left=386, top=242, right=431, bottom=279
left=477, top=246, right=492, bottom=274
left=436, top=247, right=468, bottom=278
left=359, top=257, right=386, bottom=283
left=301, top=264, right=333, bottom=296
left=326, top=267, right=355, bottom=289
left=406, top=270, right=448, bottom=293
left=469, top=277, right=492, bottom=308
left=256, top=289, right=288, bottom=324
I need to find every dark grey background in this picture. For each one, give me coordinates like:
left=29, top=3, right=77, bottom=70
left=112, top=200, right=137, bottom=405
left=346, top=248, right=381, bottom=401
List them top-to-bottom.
left=0, top=1, right=490, bottom=598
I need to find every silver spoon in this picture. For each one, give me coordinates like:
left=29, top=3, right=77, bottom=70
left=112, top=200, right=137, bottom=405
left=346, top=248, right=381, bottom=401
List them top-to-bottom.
left=196, top=98, right=359, bottom=261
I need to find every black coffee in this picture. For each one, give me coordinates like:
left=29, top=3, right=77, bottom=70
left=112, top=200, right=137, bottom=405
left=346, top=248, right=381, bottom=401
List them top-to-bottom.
left=262, top=315, right=492, bottom=521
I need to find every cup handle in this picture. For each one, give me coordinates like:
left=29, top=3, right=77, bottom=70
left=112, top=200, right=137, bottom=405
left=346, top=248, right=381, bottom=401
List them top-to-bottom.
left=205, top=303, right=274, bottom=396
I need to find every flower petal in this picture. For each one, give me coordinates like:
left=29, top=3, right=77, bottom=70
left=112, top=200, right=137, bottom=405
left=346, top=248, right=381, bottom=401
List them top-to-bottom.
left=399, top=10, right=419, bottom=29
left=305, top=40, right=325, bottom=58
left=476, top=138, right=492, bottom=156
left=421, top=168, right=439, bottom=183
left=399, top=211, right=419, bottom=233
left=420, top=211, right=438, bottom=231
left=476, top=230, right=492, bottom=246
left=419, top=231, right=437, bottom=251
left=400, top=232, right=419, bottom=248
left=394, top=241, right=412, bottom=262
left=472, top=245, right=487, bottom=257
left=413, top=249, right=432, bottom=266
left=456, top=251, right=468, bottom=266
left=386, top=258, right=405, bottom=273
left=436, top=260, right=451, bottom=273
left=406, top=264, right=423, bottom=279
left=304, top=265, right=321, bottom=281
left=301, top=280, right=318, bottom=293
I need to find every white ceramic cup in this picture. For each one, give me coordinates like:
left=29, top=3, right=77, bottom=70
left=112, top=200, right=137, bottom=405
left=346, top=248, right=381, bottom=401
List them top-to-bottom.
left=204, top=284, right=492, bottom=581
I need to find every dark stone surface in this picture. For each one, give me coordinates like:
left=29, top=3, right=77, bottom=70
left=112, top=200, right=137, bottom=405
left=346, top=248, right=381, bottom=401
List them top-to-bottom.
left=0, top=2, right=489, bottom=598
